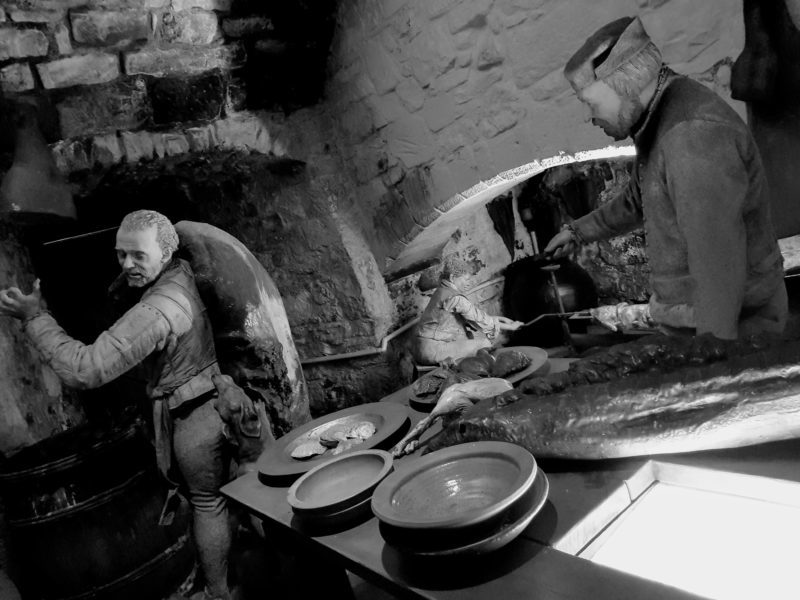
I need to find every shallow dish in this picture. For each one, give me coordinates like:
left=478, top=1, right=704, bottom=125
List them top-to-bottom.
left=258, top=402, right=409, bottom=485
left=371, top=441, right=536, bottom=530
left=287, top=450, right=393, bottom=516
left=379, top=468, right=549, bottom=557
left=291, top=494, right=374, bottom=534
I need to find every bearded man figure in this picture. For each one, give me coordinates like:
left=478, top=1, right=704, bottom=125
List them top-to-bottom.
left=545, top=16, right=787, bottom=340
left=0, top=210, right=233, bottom=600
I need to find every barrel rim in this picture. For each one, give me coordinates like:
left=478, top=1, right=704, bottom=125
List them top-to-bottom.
left=0, top=425, right=139, bottom=482
left=6, top=469, right=149, bottom=527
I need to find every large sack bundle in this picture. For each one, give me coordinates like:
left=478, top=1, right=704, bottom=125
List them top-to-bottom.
left=175, top=221, right=309, bottom=436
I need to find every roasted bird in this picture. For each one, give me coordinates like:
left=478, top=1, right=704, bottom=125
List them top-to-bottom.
left=391, top=377, right=513, bottom=457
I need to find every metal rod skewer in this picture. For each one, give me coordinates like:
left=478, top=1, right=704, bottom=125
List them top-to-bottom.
left=41, top=226, right=118, bottom=246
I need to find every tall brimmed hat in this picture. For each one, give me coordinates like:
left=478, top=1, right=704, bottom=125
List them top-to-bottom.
left=564, top=16, right=659, bottom=91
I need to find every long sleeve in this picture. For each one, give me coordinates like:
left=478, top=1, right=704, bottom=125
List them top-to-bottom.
left=662, top=120, right=748, bottom=340
left=572, top=173, right=644, bottom=242
left=442, top=295, right=499, bottom=338
left=23, top=303, right=172, bottom=390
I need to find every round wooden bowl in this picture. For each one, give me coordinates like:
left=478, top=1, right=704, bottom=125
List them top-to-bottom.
left=371, top=441, right=536, bottom=530
left=287, top=449, right=394, bottom=516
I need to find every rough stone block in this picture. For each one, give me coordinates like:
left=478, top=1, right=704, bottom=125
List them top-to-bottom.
left=1, top=0, right=85, bottom=9
left=171, top=0, right=233, bottom=10
left=427, top=0, right=460, bottom=19
left=448, top=0, right=493, bottom=33
left=0, top=9, right=5, bottom=22
left=8, top=9, right=65, bottom=22
left=71, top=10, right=149, bottom=46
left=161, top=10, right=220, bottom=45
left=221, top=16, right=273, bottom=38
left=54, top=22, right=72, bottom=55
left=405, top=26, right=456, bottom=88
left=0, top=27, right=48, bottom=60
left=477, top=34, right=504, bottom=70
left=363, top=39, right=400, bottom=95
left=124, top=43, right=244, bottom=77
left=37, top=53, right=120, bottom=89
left=0, top=62, right=35, bottom=93
left=432, top=67, right=470, bottom=93
left=529, top=67, right=571, bottom=102
left=454, top=68, right=503, bottom=105
left=225, top=69, right=247, bottom=111
left=148, top=71, right=224, bottom=125
left=56, top=76, right=150, bottom=138
left=395, top=78, right=425, bottom=112
left=365, top=91, right=406, bottom=129
left=420, top=94, right=461, bottom=132
left=339, top=102, right=375, bottom=144
left=214, top=114, right=270, bottom=153
left=384, top=116, right=435, bottom=169
left=185, top=126, right=214, bottom=151
left=120, top=130, right=154, bottom=162
left=151, top=132, right=166, bottom=158
left=163, top=132, right=190, bottom=156
left=91, top=133, right=123, bottom=166
left=397, top=168, right=437, bottom=227
left=379, top=190, right=418, bottom=243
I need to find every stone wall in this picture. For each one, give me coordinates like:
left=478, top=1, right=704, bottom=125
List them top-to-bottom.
left=0, top=0, right=336, bottom=164
left=324, top=0, right=746, bottom=270
left=0, top=222, right=85, bottom=457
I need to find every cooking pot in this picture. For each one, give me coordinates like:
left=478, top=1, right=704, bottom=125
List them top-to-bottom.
left=503, top=255, right=598, bottom=347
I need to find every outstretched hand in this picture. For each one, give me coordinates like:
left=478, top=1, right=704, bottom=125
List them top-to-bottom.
left=543, top=228, right=578, bottom=260
left=0, top=279, right=44, bottom=320
left=495, top=316, right=523, bottom=331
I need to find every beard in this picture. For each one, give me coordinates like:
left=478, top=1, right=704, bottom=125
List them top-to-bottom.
left=593, top=94, right=646, bottom=141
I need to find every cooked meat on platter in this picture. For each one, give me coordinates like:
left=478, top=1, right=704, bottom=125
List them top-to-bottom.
left=490, top=350, right=531, bottom=377
left=291, top=419, right=377, bottom=459
left=348, top=421, right=376, bottom=440
left=332, top=438, right=362, bottom=455
left=290, top=440, right=327, bottom=459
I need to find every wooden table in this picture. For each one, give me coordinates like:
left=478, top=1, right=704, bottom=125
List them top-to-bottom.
left=222, top=358, right=800, bottom=599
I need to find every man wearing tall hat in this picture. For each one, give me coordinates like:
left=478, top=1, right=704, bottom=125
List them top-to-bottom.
left=545, top=16, right=787, bottom=340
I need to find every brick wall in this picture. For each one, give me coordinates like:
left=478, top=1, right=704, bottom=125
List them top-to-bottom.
left=0, top=0, right=336, bottom=170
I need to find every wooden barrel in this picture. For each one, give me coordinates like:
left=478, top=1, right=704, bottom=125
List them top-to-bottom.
left=0, top=423, right=193, bottom=600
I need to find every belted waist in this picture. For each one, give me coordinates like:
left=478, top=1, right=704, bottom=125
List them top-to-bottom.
left=153, top=362, right=221, bottom=484
left=162, top=362, right=221, bottom=411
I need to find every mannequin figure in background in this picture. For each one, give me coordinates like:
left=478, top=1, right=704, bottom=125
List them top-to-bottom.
left=413, top=264, right=522, bottom=366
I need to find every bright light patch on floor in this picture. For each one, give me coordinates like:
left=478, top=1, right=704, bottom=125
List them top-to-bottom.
left=583, top=482, right=800, bottom=600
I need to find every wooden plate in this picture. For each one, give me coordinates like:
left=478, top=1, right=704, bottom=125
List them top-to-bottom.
left=408, top=346, right=548, bottom=412
left=485, top=346, right=548, bottom=384
left=257, top=403, right=409, bottom=486
left=371, top=441, right=537, bottom=530
left=287, top=450, right=393, bottom=516
left=379, top=469, right=549, bottom=557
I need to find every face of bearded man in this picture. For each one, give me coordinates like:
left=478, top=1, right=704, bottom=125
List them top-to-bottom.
left=578, top=80, right=645, bottom=141
left=592, top=93, right=646, bottom=140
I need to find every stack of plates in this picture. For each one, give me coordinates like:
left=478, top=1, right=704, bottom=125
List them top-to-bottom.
left=371, top=441, right=548, bottom=556
left=287, top=450, right=394, bottom=528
